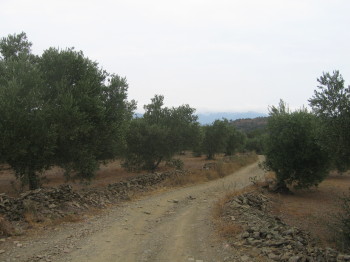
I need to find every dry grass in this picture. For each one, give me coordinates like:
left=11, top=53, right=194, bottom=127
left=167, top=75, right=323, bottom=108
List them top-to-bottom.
left=0, top=152, right=258, bottom=196
left=0, top=152, right=226, bottom=196
left=164, top=153, right=258, bottom=187
left=266, top=171, right=350, bottom=249
left=212, top=185, right=259, bottom=239
left=50, top=214, right=83, bottom=225
left=0, top=215, right=14, bottom=236
left=217, top=222, right=243, bottom=238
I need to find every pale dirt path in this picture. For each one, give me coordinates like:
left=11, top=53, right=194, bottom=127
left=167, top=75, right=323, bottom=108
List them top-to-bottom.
left=0, top=157, right=265, bottom=262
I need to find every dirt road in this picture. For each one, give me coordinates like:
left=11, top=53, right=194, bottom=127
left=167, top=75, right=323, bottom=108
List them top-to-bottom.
left=1, top=157, right=265, bottom=262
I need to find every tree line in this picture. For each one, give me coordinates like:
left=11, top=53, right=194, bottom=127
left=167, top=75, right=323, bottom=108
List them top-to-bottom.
left=0, top=32, right=250, bottom=190
left=1, top=32, right=348, bottom=192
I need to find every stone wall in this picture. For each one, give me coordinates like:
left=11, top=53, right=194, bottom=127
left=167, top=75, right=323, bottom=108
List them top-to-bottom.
left=0, top=170, right=188, bottom=223
left=222, top=192, right=350, bottom=262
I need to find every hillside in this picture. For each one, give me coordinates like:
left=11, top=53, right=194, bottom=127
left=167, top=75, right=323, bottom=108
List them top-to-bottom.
left=197, top=112, right=267, bottom=125
left=230, top=117, right=268, bottom=133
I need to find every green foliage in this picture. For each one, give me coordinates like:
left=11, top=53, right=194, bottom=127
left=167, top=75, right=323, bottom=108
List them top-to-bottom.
left=0, top=32, right=135, bottom=189
left=0, top=32, right=32, bottom=61
left=0, top=33, right=56, bottom=189
left=39, top=47, right=135, bottom=180
left=309, top=71, right=350, bottom=172
left=123, top=95, right=199, bottom=171
left=263, top=100, right=329, bottom=190
left=123, top=118, right=171, bottom=171
left=201, top=119, right=248, bottom=159
left=202, top=119, right=231, bottom=159
left=192, top=126, right=205, bottom=157
left=225, top=128, right=246, bottom=156
left=244, top=129, right=267, bottom=154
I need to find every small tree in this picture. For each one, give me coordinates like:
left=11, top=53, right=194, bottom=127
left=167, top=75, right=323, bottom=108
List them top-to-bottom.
left=309, top=71, right=350, bottom=172
left=123, top=95, right=199, bottom=171
left=263, top=100, right=329, bottom=191
left=202, top=119, right=231, bottom=159
left=225, top=127, right=246, bottom=156
left=244, top=129, right=267, bottom=154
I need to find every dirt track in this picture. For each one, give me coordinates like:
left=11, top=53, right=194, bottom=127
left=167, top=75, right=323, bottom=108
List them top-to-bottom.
left=1, top=157, right=265, bottom=262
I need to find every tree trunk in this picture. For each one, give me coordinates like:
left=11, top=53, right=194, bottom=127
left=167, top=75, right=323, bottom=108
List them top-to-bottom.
left=206, top=153, right=214, bottom=160
left=152, top=157, right=163, bottom=171
left=28, top=171, right=40, bottom=190
left=273, top=180, right=291, bottom=194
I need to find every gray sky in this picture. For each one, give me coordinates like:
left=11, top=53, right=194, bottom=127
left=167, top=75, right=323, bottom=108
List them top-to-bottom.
left=1, top=0, right=349, bottom=113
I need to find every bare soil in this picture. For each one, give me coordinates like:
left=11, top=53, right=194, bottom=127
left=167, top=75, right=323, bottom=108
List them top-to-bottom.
left=266, top=171, right=350, bottom=249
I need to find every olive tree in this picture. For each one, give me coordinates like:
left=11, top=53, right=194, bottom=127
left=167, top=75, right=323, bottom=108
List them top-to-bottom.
left=0, top=32, right=135, bottom=189
left=0, top=33, right=56, bottom=189
left=39, top=47, right=135, bottom=180
left=309, top=71, right=350, bottom=172
left=123, top=95, right=200, bottom=171
left=263, top=100, right=329, bottom=191
left=202, top=119, right=231, bottom=159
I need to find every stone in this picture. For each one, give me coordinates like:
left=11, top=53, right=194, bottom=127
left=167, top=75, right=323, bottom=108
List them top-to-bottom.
left=48, top=204, right=57, bottom=209
left=241, top=232, right=250, bottom=238
left=252, top=232, right=260, bottom=239
left=0, top=249, right=5, bottom=254
left=281, top=252, right=292, bottom=260
left=268, top=253, right=280, bottom=260
left=240, top=255, right=250, bottom=261
left=288, top=255, right=301, bottom=262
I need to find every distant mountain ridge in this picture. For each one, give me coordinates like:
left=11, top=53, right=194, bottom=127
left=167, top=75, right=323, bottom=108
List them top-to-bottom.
left=197, top=112, right=267, bottom=125
left=230, top=117, right=268, bottom=133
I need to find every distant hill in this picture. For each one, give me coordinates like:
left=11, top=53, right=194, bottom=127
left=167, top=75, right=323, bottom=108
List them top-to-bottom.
left=197, top=112, right=267, bottom=125
left=230, top=117, right=268, bottom=133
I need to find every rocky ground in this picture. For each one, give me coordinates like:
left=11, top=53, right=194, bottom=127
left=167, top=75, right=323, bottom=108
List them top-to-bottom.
left=220, top=191, right=350, bottom=261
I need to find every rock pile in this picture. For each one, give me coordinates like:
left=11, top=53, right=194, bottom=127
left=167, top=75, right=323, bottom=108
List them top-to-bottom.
left=0, top=170, right=188, bottom=224
left=223, top=192, right=350, bottom=262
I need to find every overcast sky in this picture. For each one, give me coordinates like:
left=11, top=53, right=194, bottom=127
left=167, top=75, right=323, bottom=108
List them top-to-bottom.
left=1, top=0, right=349, bottom=113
